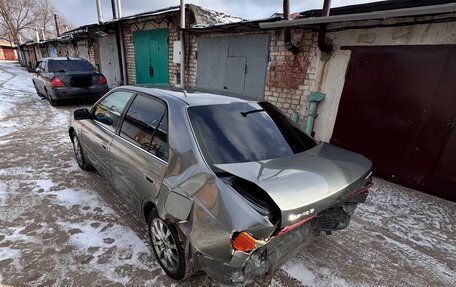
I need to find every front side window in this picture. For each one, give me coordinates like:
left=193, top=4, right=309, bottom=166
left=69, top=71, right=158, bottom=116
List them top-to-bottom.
left=93, top=91, right=134, bottom=132
left=120, top=94, right=168, bottom=161
left=188, top=102, right=317, bottom=165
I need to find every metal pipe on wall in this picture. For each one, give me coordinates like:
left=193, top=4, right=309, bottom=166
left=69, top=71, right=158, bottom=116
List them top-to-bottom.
left=96, top=0, right=103, bottom=23
left=111, top=0, right=117, bottom=19
left=112, top=0, right=125, bottom=84
left=116, top=0, right=122, bottom=18
left=180, top=0, right=185, bottom=87
left=283, top=0, right=299, bottom=54
left=318, top=0, right=333, bottom=53
left=54, top=14, right=60, bottom=37
left=119, top=21, right=127, bottom=85
left=35, top=28, right=40, bottom=42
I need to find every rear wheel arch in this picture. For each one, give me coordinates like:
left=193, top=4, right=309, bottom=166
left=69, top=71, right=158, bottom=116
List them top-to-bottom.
left=143, top=201, right=157, bottom=223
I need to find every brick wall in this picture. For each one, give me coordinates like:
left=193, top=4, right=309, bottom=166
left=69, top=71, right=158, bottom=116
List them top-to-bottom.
left=168, top=16, right=180, bottom=86
left=123, top=25, right=136, bottom=85
left=186, top=29, right=318, bottom=125
left=265, top=29, right=318, bottom=126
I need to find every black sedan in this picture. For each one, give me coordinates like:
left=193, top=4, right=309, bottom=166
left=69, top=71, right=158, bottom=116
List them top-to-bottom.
left=32, top=57, right=109, bottom=106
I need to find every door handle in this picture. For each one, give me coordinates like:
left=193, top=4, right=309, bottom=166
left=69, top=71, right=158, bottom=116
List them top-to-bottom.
left=445, top=120, right=455, bottom=133
left=101, top=144, right=107, bottom=150
left=145, top=176, right=155, bottom=184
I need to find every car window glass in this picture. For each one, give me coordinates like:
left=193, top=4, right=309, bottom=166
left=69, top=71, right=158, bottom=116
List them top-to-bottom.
left=48, top=59, right=95, bottom=73
left=94, top=91, right=134, bottom=132
left=120, top=95, right=168, bottom=161
left=188, top=102, right=317, bottom=164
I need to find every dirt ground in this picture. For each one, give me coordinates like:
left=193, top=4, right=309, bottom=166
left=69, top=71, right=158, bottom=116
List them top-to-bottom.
left=0, top=61, right=455, bottom=286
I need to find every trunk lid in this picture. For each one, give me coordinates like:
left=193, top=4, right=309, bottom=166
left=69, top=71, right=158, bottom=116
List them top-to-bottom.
left=54, top=71, right=100, bottom=88
left=215, top=143, right=372, bottom=228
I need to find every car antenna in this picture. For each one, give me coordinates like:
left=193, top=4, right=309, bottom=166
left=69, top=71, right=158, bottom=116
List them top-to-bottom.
left=183, top=89, right=188, bottom=98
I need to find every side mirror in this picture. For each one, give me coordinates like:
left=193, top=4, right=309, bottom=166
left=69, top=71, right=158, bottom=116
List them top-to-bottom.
left=74, top=109, right=91, bottom=120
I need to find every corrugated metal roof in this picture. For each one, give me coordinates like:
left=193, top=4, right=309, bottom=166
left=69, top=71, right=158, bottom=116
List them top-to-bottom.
left=300, top=0, right=456, bottom=17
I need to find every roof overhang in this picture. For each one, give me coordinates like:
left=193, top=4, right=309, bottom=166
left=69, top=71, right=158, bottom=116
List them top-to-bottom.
left=260, top=3, right=456, bottom=29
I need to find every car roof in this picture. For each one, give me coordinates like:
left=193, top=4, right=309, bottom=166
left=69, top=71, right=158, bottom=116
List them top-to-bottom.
left=42, top=57, right=86, bottom=61
left=120, top=85, right=254, bottom=107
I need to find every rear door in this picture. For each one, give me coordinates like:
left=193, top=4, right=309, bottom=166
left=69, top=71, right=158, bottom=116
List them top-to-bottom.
left=81, top=90, right=135, bottom=179
left=110, top=93, right=169, bottom=208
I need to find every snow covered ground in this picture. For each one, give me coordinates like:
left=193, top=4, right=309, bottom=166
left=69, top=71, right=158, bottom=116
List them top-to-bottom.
left=0, top=61, right=455, bottom=286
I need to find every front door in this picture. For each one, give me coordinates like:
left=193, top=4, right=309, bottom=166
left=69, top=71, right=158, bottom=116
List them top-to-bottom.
left=133, top=29, right=169, bottom=84
left=331, top=46, right=456, bottom=201
left=81, top=90, right=135, bottom=179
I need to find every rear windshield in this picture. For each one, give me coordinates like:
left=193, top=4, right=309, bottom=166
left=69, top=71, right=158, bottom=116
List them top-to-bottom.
left=48, top=59, right=94, bottom=73
left=188, top=102, right=317, bottom=164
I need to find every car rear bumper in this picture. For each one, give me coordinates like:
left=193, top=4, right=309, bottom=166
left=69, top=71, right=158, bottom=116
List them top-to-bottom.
left=50, top=85, right=109, bottom=101
left=194, top=198, right=366, bottom=285
left=194, top=220, right=317, bottom=285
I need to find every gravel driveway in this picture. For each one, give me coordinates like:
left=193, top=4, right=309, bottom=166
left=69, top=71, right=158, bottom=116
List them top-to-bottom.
left=0, top=61, right=454, bottom=286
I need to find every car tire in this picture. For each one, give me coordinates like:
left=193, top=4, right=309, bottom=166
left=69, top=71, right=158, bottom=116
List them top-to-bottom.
left=33, top=82, right=45, bottom=99
left=45, top=89, right=58, bottom=106
left=72, top=133, right=92, bottom=170
left=148, top=209, right=196, bottom=280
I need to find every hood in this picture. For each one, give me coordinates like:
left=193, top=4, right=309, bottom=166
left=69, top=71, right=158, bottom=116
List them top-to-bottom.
left=215, top=143, right=372, bottom=228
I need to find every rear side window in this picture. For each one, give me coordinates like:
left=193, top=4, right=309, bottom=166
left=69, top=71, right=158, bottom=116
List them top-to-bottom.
left=48, top=59, right=95, bottom=73
left=93, top=91, right=135, bottom=132
left=120, top=95, right=168, bottom=161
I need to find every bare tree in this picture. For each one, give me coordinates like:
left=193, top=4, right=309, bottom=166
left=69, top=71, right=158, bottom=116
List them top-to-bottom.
left=0, top=0, right=72, bottom=43
left=0, top=0, right=37, bottom=42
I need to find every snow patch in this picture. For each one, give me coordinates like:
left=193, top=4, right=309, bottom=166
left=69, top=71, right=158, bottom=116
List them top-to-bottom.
left=282, top=260, right=355, bottom=287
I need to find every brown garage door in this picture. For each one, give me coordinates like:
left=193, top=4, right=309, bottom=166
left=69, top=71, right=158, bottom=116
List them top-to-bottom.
left=331, top=46, right=456, bottom=201
left=3, top=47, right=16, bottom=60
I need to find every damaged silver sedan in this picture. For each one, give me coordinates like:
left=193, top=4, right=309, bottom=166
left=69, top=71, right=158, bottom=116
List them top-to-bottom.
left=68, top=86, right=372, bottom=284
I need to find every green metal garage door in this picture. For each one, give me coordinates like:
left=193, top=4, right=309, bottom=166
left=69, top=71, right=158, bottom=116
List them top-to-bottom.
left=133, top=29, right=169, bottom=84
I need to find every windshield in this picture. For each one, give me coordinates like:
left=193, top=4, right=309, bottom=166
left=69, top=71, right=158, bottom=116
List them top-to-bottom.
left=48, top=59, right=95, bottom=73
left=188, top=102, right=317, bottom=164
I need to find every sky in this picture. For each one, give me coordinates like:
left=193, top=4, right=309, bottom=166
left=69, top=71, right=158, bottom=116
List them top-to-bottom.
left=51, top=0, right=382, bottom=27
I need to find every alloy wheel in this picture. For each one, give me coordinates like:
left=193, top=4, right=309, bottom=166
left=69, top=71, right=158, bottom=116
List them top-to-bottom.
left=150, top=218, right=179, bottom=272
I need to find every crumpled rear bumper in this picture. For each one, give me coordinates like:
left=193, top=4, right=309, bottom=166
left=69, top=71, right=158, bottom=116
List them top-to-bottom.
left=194, top=202, right=361, bottom=285
left=194, top=221, right=316, bottom=285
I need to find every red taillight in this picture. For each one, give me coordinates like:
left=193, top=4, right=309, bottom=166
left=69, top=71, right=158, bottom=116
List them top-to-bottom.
left=98, top=75, right=107, bottom=85
left=50, top=77, right=65, bottom=87
left=232, top=231, right=257, bottom=253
